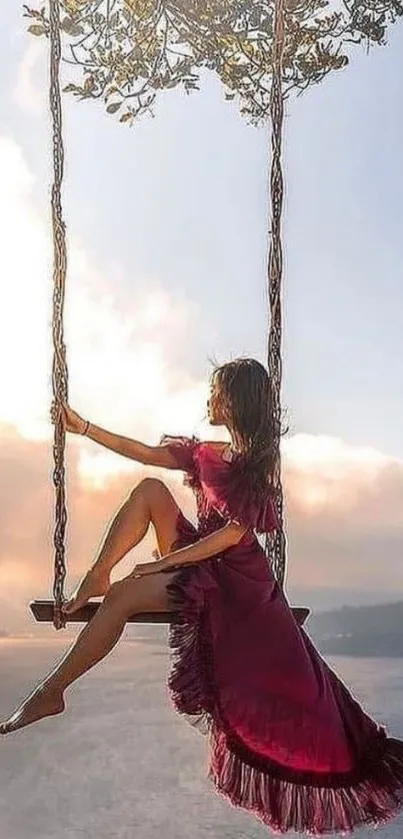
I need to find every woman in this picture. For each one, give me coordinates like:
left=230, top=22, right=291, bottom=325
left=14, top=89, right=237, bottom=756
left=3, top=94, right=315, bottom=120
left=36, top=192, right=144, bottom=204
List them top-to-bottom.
left=2, top=358, right=403, bottom=835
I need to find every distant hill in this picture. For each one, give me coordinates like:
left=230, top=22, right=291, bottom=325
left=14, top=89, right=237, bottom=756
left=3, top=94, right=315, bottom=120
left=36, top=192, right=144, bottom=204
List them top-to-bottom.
left=307, top=601, right=403, bottom=657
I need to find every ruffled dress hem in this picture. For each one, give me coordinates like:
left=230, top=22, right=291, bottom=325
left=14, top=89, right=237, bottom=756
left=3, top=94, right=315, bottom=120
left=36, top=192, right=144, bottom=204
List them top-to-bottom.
left=166, top=565, right=403, bottom=836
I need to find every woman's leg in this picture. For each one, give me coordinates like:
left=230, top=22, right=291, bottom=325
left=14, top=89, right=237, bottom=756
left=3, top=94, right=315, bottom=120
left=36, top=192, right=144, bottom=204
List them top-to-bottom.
left=62, top=477, right=184, bottom=614
left=0, top=479, right=191, bottom=735
left=0, top=569, right=180, bottom=735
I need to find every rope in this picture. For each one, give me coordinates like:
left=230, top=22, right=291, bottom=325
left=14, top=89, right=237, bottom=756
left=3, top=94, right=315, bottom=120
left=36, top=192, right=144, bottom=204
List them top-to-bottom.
left=45, top=0, right=287, bottom=623
left=49, top=0, right=69, bottom=629
left=264, top=0, right=287, bottom=589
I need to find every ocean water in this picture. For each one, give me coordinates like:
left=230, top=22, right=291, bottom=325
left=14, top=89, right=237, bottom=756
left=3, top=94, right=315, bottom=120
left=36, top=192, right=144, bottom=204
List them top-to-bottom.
left=0, top=634, right=402, bottom=839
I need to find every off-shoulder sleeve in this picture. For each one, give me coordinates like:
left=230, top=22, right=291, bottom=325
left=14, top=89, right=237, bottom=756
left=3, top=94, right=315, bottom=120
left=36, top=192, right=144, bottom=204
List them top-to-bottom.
left=159, top=434, right=200, bottom=474
left=199, top=445, right=279, bottom=534
left=219, top=488, right=279, bottom=534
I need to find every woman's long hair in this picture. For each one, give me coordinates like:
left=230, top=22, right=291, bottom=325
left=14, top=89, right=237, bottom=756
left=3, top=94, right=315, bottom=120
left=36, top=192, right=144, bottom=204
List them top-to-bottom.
left=211, top=357, right=284, bottom=502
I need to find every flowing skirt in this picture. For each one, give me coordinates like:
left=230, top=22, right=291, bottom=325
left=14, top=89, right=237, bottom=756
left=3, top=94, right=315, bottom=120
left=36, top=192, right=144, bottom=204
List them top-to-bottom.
left=164, top=511, right=403, bottom=836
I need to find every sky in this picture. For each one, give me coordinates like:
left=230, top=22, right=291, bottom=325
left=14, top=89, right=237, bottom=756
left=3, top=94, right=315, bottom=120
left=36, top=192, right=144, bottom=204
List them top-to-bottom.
left=1, top=4, right=403, bottom=635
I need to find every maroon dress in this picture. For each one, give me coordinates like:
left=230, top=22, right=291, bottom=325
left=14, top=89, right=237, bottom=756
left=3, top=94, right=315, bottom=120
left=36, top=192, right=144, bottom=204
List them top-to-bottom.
left=161, top=435, right=403, bottom=835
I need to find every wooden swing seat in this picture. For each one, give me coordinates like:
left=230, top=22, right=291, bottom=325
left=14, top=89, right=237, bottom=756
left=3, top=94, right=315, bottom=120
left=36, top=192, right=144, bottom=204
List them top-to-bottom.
left=30, top=600, right=310, bottom=626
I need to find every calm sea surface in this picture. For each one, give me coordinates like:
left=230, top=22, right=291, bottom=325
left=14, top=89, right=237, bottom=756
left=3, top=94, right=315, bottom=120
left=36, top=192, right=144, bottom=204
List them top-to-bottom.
left=1, top=634, right=402, bottom=839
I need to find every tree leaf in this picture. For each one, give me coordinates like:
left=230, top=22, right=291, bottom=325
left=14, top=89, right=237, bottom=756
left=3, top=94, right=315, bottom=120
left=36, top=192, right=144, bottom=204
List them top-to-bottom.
left=61, top=17, right=85, bottom=35
left=28, top=24, right=46, bottom=36
left=84, top=76, right=95, bottom=91
left=106, top=101, right=122, bottom=113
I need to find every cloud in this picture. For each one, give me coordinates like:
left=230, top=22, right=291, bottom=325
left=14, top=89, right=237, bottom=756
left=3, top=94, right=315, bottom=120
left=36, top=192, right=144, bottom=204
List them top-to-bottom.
left=13, top=40, right=46, bottom=115
left=0, top=133, right=210, bottom=634
left=0, top=135, right=214, bottom=486
left=1, top=136, right=403, bottom=636
left=1, top=422, right=403, bottom=635
left=284, top=433, right=403, bottom=528
left=283, top=434, right=403, bottom=595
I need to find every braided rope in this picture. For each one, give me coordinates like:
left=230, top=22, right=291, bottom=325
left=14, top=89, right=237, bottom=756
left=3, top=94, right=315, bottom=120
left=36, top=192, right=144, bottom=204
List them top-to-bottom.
left=46, top=0, right=287, bottom=623
left=49, top=0, right=69, bottom=629
left=264, top=0, right=287, bottom=589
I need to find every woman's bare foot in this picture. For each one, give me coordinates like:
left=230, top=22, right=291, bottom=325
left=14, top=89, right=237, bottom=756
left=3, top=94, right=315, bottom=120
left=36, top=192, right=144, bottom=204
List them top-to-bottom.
left=62, top=566, right=111, bottom=615
left=0, top=684, right=65, bottom=735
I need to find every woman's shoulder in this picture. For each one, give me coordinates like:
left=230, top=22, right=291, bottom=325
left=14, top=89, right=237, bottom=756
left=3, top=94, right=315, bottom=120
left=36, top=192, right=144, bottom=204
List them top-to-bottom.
left=159, top=436, right=231, bottom=475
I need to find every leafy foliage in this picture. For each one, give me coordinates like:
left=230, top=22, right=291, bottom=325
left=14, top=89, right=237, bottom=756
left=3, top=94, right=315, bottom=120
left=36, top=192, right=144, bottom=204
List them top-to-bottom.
left=23, top=0, right=403, bottom=124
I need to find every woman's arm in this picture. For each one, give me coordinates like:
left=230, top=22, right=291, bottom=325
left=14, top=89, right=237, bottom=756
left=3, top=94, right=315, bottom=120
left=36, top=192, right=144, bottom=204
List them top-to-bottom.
left=58, top=404, right=180, bottom=468
left=84, top=423, right=179, bottom=469
left=134, top=522, right=248, bottom=576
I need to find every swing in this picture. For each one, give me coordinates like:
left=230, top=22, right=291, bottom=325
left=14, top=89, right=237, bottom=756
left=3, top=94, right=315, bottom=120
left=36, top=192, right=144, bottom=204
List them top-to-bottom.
left=30, top=0, right=309, bottom=630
